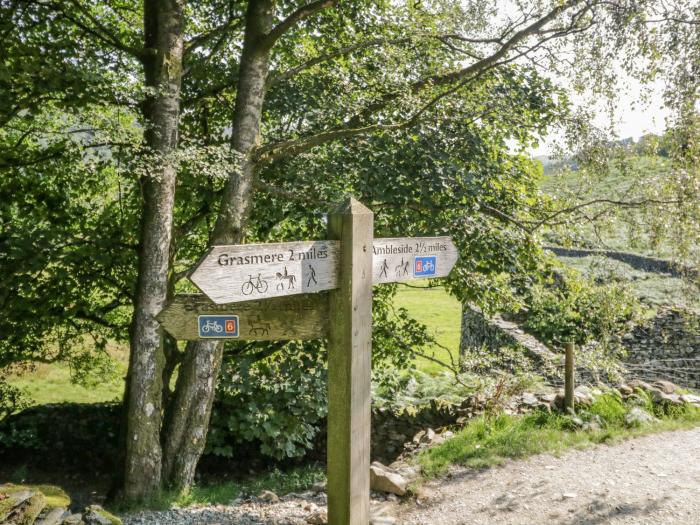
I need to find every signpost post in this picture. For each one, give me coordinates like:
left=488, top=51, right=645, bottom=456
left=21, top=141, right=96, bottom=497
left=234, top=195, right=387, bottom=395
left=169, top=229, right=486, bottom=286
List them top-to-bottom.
left=158, top=197, right=458, bottom=525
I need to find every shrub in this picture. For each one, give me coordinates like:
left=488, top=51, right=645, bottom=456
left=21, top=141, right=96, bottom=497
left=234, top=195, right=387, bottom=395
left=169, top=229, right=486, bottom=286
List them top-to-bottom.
left=207, top=341, right=328, bottom=461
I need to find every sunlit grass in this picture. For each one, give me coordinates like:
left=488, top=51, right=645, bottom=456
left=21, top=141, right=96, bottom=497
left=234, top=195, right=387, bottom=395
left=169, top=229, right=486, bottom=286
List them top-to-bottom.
left=394, top=283, right=462, bottom=375
left=417, top=393, right=700, bottom=478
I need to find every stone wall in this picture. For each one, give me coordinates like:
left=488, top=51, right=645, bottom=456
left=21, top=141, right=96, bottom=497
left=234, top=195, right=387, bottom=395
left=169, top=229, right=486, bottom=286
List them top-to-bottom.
left=544, top=245, right=698, bottom=279
left=459, top=304, right=700, bottom=390
left=459, top=305, right=560, bottom=380
left=622, top=307, right=700, bottom=389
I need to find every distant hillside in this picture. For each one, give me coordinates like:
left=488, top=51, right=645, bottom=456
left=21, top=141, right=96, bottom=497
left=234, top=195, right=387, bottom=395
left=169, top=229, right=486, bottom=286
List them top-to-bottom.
left=539, top=153, right=698, bottom=308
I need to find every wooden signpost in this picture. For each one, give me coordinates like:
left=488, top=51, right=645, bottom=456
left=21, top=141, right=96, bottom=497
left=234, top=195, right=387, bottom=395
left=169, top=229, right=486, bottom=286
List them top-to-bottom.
left=157, top=197, right=458, bottom=525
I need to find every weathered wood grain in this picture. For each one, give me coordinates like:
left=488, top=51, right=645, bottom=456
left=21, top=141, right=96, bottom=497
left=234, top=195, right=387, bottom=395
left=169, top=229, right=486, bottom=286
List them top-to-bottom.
left=327, top=197, right=373, bottom=525
left=372, top=236, right=459, bottom=284
left=189, top=240, right=340, bottom=304
left=156, top=293, right=329, bottom=340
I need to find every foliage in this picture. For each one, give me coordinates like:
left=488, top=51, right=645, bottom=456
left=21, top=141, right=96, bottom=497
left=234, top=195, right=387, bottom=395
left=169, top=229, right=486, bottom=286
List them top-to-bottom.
left=522, top=266, right=640, bottom=348
left=208, top=341, right=327, bottom=461
left=373, top=369, right=540, bottom=412
left=0, top=378, right=29, bottom=420
left=417, top=392, right=700, bottom=478
left=0, top=403, right=121, bottom=470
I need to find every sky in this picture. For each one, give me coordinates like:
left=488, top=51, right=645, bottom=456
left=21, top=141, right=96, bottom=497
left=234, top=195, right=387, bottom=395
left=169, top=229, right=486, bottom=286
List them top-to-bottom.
left=531, top=73, right=671, bottom=157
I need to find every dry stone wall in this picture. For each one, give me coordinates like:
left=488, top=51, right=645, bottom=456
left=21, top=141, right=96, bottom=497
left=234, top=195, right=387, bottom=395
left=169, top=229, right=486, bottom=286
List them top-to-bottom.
left=459, top=304, right=700, bottom=390
left=622, top=307, right=700, bottom=389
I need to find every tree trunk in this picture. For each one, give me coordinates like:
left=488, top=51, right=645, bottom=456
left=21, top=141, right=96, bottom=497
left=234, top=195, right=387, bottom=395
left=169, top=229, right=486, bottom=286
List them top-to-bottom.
left=122, top=0, right=185, bottom=502
left=160, top=0, right=273, bottom=490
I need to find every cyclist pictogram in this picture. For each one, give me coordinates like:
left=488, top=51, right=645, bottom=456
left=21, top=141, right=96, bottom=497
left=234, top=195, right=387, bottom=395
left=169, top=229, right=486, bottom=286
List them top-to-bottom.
left=241, top=273, right=268, bottom=295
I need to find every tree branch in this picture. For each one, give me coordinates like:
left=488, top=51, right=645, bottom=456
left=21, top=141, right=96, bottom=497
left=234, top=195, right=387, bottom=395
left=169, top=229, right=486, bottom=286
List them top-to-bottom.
left=262, top=0, right=337, bottom=50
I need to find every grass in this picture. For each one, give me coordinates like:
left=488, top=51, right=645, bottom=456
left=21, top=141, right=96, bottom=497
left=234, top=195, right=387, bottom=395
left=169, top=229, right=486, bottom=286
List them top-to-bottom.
left=394, top=283, right=462, bottom=374
left=6, top=362, right=124, bottom=406
left=417, top=392, right=700, bottom=479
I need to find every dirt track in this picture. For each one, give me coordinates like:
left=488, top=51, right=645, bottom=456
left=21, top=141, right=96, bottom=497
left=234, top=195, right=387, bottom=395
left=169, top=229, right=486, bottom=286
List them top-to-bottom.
left=395, top=426, right=700, bottom=524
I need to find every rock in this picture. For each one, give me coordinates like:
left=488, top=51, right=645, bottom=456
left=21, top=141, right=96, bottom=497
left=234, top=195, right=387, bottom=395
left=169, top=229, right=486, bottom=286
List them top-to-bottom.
left=628, top=380, right=654, bottom=392
left=653, top=380, right=678, bottom=394
left=574, top=388, right=594, bottom=406
left=651, top=390, right=683, bottom=406
left=521, top=392, right=538, bottom=406
left=553, top=392, right=565, bottom=410
left=539, top=393, right=557, bottom=403
left=681, top=394, right=700, bottom=405
left=626, top=407, right=656, bottom=427
left=569, top=416, right=585, bottom=429
left=582, top=416, right=603, bottom=432
left=419, top=428, right=436, bottom=444
left=369, top=462, right=408, bottom=496
left=389, top=462, right=420, bottom=482
left=310, top=482, right=326, bottom=494
left=259, top=490, right=280, bottom=503
left=4, top=491, right=46, bottom=525
left=562, top=493, right=577, bottom=499
left=83, top=505, right=121, bottom=525
left=36, top=508, right=68, bottom=525
left=306, top=509, right=327, bottom=524
left=61, top=513, right=84, bottom=525
left=370, top=516, right=397, bottom=525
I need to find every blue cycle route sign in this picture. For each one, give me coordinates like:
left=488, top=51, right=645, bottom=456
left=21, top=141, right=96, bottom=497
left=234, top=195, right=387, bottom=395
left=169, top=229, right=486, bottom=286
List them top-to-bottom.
left=413, top=256, right=437, bottom=277
left=197, top=315, right=239, bottom=338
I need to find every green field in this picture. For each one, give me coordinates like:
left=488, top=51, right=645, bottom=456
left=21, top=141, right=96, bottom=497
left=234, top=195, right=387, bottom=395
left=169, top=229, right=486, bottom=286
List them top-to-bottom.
left=394, top=283, right=462, bottom=374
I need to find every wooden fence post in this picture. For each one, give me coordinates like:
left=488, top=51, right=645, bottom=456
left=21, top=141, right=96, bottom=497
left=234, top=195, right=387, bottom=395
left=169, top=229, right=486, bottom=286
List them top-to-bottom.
left=327, top=197, right=373, bottom=525
left=564, top=341, right=575, bottom=412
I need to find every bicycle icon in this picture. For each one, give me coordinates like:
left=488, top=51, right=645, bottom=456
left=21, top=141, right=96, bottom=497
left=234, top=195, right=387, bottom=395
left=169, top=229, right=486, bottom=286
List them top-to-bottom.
left=414, top=256, right=437, bottom=276
left=241, top=273, right=268, bottom=295
left=200, top=320, right=223, bottom=334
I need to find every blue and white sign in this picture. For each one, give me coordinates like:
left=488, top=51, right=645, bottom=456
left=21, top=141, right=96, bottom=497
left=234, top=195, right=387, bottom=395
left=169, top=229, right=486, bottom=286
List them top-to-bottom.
left=413, top=256, right=437, bottom=277
left=197, top=315, right=239, bottom=338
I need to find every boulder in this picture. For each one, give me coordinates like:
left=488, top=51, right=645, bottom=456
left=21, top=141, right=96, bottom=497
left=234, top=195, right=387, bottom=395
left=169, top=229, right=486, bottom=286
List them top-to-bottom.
left=627, top=380, right=654, bottom=392
left=652, top=380, right=678, bottom=394
left=651, top=390, right=683, bottom=406
left=520, top=392, right=538, bottom=406
left=681, top=393, right=700, bottom=405
left=625, top=407, right=656, bottom=427
left=369, top=462, right=408, bottom=496
left=0, top=489, right=46, bottom=525
left=258, top=490, right=280, bottom=503
left=82, top=505, right=121, bottom=525
left=35, top=508, right=69, bottom=525
left=306, top=509, right=327, bottom=524
left=60, top=513, right=84, bottom=525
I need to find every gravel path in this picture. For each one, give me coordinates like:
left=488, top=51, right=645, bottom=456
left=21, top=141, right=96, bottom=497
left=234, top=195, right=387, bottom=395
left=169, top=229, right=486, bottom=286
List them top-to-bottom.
left=396, top=426, right=700, bottom=525
left=123, top=427, right=700, bottom=525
